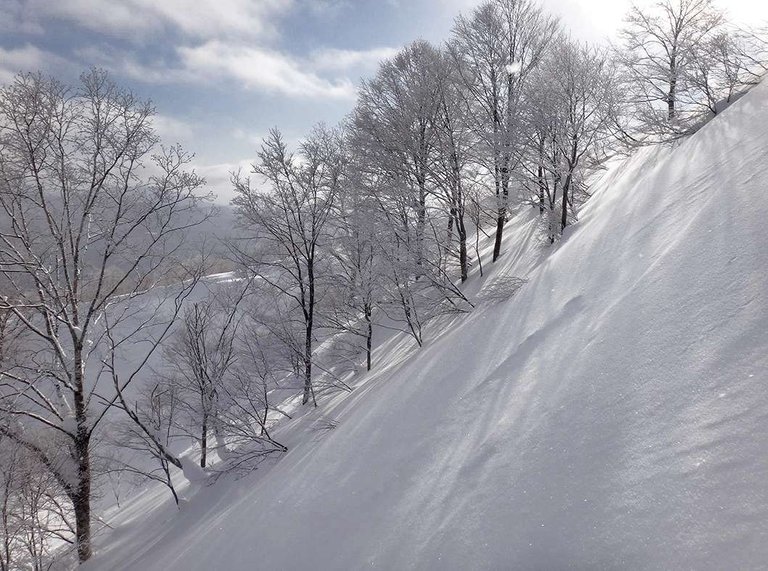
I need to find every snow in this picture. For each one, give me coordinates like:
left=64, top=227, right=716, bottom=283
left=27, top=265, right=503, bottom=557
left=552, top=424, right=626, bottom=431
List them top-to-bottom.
left=85, top=79, right=768, bottom=569
left=179, top=456, right=207, bottom=485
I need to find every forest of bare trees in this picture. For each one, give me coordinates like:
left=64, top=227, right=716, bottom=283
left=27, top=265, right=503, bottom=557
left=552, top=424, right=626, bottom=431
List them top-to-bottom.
left=0, top=0, right=766, bottom=566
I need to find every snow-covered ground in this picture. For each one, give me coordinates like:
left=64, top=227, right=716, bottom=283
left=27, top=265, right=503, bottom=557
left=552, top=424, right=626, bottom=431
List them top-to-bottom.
left=84, top=79, right=768, bottom=570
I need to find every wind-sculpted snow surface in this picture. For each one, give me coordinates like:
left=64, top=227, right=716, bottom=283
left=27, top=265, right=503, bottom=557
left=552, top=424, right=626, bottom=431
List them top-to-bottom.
left=89, top=80, right=768, bottom=570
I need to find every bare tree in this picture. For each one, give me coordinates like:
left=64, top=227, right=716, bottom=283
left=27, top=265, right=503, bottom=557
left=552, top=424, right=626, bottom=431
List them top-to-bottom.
left=451, top=0, right=559, bottom=262
left=617, top=0, right=724, bottom=136
left=683, top=26, right=768, bottom=117
left=523, top=39, right=616, bottom=240
left=352, top=41, right=444, bottom=270
left=348, top=43, right=475, bottom=347
left=430, top=47, right=475, bottom=282
left=0, top=69, right=209, bottom=562
left=232, top=126, right=342, bottom=407
left=326, top=161, right=382, bottom=371
left=161, top=293, right=243, bottom=468
left=215, top=333, right=288, bottom=472
left=109, top=382, right=183, bottom=505
left=1, top=435, right=75, bottom=570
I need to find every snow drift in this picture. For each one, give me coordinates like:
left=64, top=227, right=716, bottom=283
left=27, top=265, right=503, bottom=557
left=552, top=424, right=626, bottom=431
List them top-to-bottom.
left=89, top=79, right=768, bottom=570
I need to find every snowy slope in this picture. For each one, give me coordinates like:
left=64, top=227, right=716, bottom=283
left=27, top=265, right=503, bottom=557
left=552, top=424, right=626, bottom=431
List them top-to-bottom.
left=88, top=79, right=768, bottom=570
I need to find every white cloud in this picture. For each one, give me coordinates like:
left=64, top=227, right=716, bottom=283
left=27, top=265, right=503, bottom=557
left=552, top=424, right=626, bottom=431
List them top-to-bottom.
left=0, top=0, right=43, bottom=34
left=25, top=0, right=292, bottom=41
left=148, top=0, right=287, bottom=39
left=301, top=0, right=351, bottom=17
left=7, top=1, right=399, bottom=101
left=73, top=41, right=360, bottom=100
left=178, top=41, right=357, bottom=100
left=0, top=44, right=69, bottom=84
left=0, top=45, right=42, bottom=84
left=73, top=45, right=195, bottom=85
left=310, top=47, right=399, bottom=72
left=151, top=113, right=196, bottom=145
left=233, top=128, right=268, bottom=147
left=233, top=128, right=304, bottom=152
left=194, top=159, right=253, bottom=204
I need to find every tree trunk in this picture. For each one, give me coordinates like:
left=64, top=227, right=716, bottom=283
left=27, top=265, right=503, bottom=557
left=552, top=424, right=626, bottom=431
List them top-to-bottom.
left=668, top=52, right=677, bottom=120
left=494, top=65, right=515, bottom=263
left=491, top=75, right=503, bottom=263
left=561, top=135, right=580, bottom=233
left=538, top=137, right=546, bottom=215
left=451, top=144, right=468, bottom=282
left=494, top=147, right=511, bottom=262
left=561, top=172, right=571, bottom=232
left=416, top=175, right=427, bottom=272
left=444, top=209, right=455, bottom=275
left=492, top=210, right=505, bottom=262
left=474, top=213, right=484, bottom=278
left=457, top=215, right=468, bottom=282
left=302, top=261, right=316, bottom=407
left=365, top=304, right=373, bottom=372
left=302, top=318, right=314, bottom=405
left=302, top=345, right=314, bottom=406
left=73, top=349, right=93, bottom=562
left=200, top=414, right=208, bottom=468
left=72, top=439, right=92, bottom=563
left=2, top=473, right=11, bottom=571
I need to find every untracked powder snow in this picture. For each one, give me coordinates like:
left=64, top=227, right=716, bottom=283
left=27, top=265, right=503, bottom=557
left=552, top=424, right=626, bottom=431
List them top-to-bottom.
left=85, top=79, right=768, bottom=571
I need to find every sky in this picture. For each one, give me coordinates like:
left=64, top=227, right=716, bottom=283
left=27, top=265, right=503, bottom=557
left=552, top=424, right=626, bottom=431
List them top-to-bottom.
left=1, top=0, right=767, bottom=202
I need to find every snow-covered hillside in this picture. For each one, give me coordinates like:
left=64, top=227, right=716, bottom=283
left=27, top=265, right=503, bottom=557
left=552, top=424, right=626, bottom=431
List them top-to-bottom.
left=86, top=79, right=768, bottom=570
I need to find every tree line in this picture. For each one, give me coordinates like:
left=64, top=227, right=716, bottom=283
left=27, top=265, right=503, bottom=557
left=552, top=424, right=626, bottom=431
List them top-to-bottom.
left=0, top=0, right=765, bottom=566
